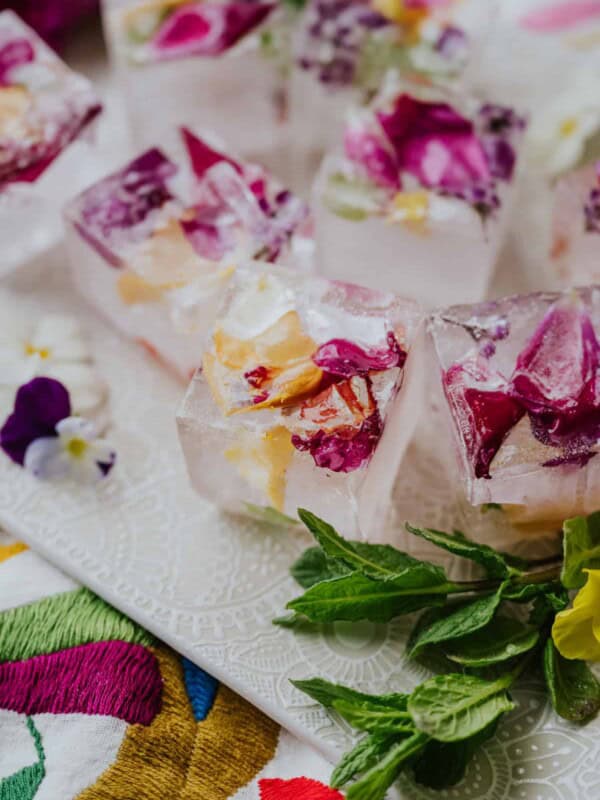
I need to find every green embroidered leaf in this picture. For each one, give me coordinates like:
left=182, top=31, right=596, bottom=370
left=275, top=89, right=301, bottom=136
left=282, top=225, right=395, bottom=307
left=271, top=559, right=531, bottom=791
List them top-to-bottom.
left=298, top=510, right=423, bottom=578
left=561, top=512, right=600, bottom=589
left=406, top=524, right=515, bottom=578
left=290, top=547, right=352, bottom=589
left=286, top=566, right=451, bottom=623
left=407, top=584, right=506, bottom=658
left=444, top=616, right=539, bottom=668
left=543, top=638, right=600, bottom=723
left=407, top=673, right=514, bottom=742
left=292, top=677, right=408, bottom=710
left=332, top=698, right=413, bottom=735
left=0, top=717, right=46, bottom=800
left=412, top=720, right=498, bottom=790
left=345, top=732, right=429, bottom=800
left=331, top=734, right=399, bottom=789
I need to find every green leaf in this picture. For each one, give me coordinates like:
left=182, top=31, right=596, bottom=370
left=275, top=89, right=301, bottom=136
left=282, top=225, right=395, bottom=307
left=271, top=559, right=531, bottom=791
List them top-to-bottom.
left=244, top=503, right=299, bottom=528
left=298, top=509, right=423, bottom=579
left=561, top=512, right=600, bottom=589
left=406, top=524, right=515, bottom=578
left=290, top=547, right=351, bottom=589
left=287, top=566, right=451, bottom=623
left=503, top=582, right=565, bottom=603
left=407, top=584, right=506, bottom=657
left=528, top=588, right=570, bottom=626
left=272, top=613, right=315, bottom=630
left=444, top=616, right=539, bottom=668
left=543, top=638, right=600, bottom=723
left=407, top=673, right=515, bottom=742
left=292, top=678, right=408, bottom=710
left=332, top=698, right=413, bottom=735
left=412, top=720, right=497, bottom=790
left=345, top=732, right=429, bottom=800
left=331, top=734, right=399, bottom=788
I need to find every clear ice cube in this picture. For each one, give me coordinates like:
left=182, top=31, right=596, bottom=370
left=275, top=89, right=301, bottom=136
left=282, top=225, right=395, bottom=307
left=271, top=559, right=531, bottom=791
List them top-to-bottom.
left=102, top=0, right=295, bottom=174
left=0, top=10, right=102, bottom=276
left=312, top=75, right=525, bottom=307
left=64, top=127, right=313, bottom=380
left=550, top=162, right=600, bottom=287
left=177, top=262, right=424, bottom=538
left=429, top=287, right=600, bottom=524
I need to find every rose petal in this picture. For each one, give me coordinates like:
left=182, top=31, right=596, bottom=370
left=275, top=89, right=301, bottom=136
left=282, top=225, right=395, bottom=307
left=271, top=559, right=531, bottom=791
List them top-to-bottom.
left=312, top=332, right=406, bottom=378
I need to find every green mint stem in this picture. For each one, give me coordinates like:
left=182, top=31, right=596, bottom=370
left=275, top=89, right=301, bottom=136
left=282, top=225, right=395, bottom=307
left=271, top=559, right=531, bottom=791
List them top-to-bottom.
left=447, top=564, right=562, bottom=596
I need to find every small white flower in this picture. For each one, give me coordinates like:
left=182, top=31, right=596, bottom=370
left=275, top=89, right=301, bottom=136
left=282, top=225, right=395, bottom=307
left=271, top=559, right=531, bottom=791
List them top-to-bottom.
left=528, top=85, right=600, bottom=176
left=0, top=295, right=108, bottom=424
left=24, top=417, right=116, bottom=484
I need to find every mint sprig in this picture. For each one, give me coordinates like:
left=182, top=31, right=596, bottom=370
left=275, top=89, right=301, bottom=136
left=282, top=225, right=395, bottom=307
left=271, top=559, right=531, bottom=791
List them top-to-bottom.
left=278, top=509, right=600, bottom=797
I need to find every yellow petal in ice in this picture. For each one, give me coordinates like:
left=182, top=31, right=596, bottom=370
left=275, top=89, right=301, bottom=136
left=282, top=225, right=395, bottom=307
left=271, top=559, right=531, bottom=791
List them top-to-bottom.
left=371, top=0, right=426, bottom=34
left=0, top=86, right=31, bottom=138
left=388, top=190, right=430, bottom=232
left=127, top=218, right=211, bottom=287
left=117, top=272, right=166, bottom=305
left=241, top=360, right=323, bottom=412
left=225, top=426, right=294, bottom=511
left=552, top=569, right=600, bottom=661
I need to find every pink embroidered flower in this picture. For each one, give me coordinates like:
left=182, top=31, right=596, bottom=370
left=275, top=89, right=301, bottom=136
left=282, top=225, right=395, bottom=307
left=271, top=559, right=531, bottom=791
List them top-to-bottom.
left=376, top=94, right=491, bottom=193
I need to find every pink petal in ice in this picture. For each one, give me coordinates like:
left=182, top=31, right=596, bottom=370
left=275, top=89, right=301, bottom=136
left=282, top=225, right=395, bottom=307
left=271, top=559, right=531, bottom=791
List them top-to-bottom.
left=152, top=1, right=275, bottom=59
left=519, top=1, right=600, bottom=32
left=0, top=38, right=35, bottom=85
left=344, top=125, right=400, bottom=190
left=181, top=127, right=242, bottom=180
left=511, top=295, right=600, bottom=415
left=313, top=332, right=406, bottom=378
left=444, top=355, right=524, bottom=479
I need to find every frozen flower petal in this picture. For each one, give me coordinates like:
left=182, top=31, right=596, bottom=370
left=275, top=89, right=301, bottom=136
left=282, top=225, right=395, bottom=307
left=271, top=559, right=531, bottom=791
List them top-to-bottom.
left=181, top=126, right=242, bottom=180
left=312, top=332, right=406, bottom=378
left=292, top=410, right=382, bottom=472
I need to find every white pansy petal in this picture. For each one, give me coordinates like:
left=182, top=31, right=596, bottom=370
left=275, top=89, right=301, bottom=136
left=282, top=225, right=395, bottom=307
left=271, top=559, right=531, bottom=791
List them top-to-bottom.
left=32, top=315, right=90, bottom=363
left=0, top=345, right=37, bottom=388
left=47, top=363, right=108, bottom=418
left=55, top=416, right=97, bottom=442
left=23, top=438, right=70, bottom=480
left=90, top=440, right=117, bottom=471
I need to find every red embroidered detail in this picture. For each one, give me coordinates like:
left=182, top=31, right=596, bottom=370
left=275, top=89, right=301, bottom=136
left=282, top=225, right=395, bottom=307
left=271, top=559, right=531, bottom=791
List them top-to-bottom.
left=259, top=777, right=344, bottom=800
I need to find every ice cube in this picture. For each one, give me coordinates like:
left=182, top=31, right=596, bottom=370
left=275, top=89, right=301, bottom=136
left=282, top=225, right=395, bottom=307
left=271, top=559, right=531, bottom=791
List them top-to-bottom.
left=102, top=0, right=296, bottom=174
left=289, top=0, right=491, bottom=188
left=0, top=10, right=102, bottom=276
left=312, top=73, right=526, bottom=308
left=64, top=127, right=313, bottom=380
left=550, top=162, right=600, bottom=287
left=177, top=262, right=423, bottom=539
left=429, top=287, right=600, bottom=524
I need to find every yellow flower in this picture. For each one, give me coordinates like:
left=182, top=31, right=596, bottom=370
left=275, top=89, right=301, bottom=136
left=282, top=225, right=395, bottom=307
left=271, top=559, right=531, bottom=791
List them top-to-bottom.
left=552, top=570, right=600, bottom=661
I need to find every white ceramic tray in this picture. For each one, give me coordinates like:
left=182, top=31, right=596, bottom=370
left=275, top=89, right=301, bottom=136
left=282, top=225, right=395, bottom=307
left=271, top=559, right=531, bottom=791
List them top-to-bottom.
left=2, top=258, right=600, bottom=800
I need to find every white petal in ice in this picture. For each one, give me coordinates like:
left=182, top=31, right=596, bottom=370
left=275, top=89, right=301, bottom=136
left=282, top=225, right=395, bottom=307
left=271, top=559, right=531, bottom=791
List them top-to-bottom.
left=23, top=417, right=116, bottom=483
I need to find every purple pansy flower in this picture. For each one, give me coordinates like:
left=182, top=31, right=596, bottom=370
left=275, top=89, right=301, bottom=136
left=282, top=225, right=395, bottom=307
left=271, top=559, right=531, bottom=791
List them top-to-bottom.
left=0, top=377, right=116, bottom=482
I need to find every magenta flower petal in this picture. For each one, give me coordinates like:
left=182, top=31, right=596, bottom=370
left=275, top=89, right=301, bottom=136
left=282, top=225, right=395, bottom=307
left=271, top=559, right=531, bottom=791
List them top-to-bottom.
left=152, top=1, right=275, bottom=59
left=2, top=2, right=98, bottom=50
left=0, top=37, right=34, bottom=85
left=377, top=95, right=491, bottom=192
left=344, top=126, right=400, bottom=190
left=181, top=127, right=243, bottom=180
left=511, top=295, right=600, bottom=416
left=313, top=332, right=406, bottom=379
left=444, top=355, right=524, bottom=479
left=0, top=378, right=71, bottom=466
left=292, top=411, right=382, bottom=473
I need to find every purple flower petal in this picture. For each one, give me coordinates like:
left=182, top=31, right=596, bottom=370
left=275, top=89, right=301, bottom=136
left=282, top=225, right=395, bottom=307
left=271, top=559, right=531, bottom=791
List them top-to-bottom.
left=151, top=1, right=275, bottom=59
left=377, top=94, right=491, bottom=193
left=344, top=125, right=400, bottom=190
left=181, top=127, right=243, bottom=181
left=313, top=332, right=406, bottom=379
left=444, top=355, right=524, bottom=479
left=0, top=378, right=71, bottom=466
left=292, top=410, right=382, bottom=472
left=542, top=451, right=597, bottom=468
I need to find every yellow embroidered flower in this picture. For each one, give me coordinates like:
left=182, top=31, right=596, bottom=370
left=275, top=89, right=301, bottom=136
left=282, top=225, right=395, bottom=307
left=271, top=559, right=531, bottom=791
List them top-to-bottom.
left=552, top=570, right=600, bottom=661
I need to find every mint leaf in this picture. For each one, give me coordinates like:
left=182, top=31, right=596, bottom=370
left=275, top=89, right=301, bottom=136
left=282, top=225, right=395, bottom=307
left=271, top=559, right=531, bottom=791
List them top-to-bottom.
left=245, top=503, right=298, bottom=528
left=298, top=509, right=422, bottom=578
left=561, top=512, right=600, bottom=589
left=406, top=524, right=515, bottom=578
left=290, top=547, right=351, bottom=588
left=287, top=566, right=451, bottom=623
left=407, top=584, right=506, bottom=657
left=528, top=588, right=569, bottom=627
left=272, top=613, right=315, bottom=630
left=444, top=616, right=539, bottom=668
left=543, top=638, right=600, bottom=722
left=408, top=673, right=515, bottom=742
left=292, top=678, right=408, bottom=710
left=332, top=698, right=413, bottom=735
left=412, top=720, right=498, bottom=789
left=345, top=732, right=429, bottom=800
left=331, top=734, right=400, bottom=788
